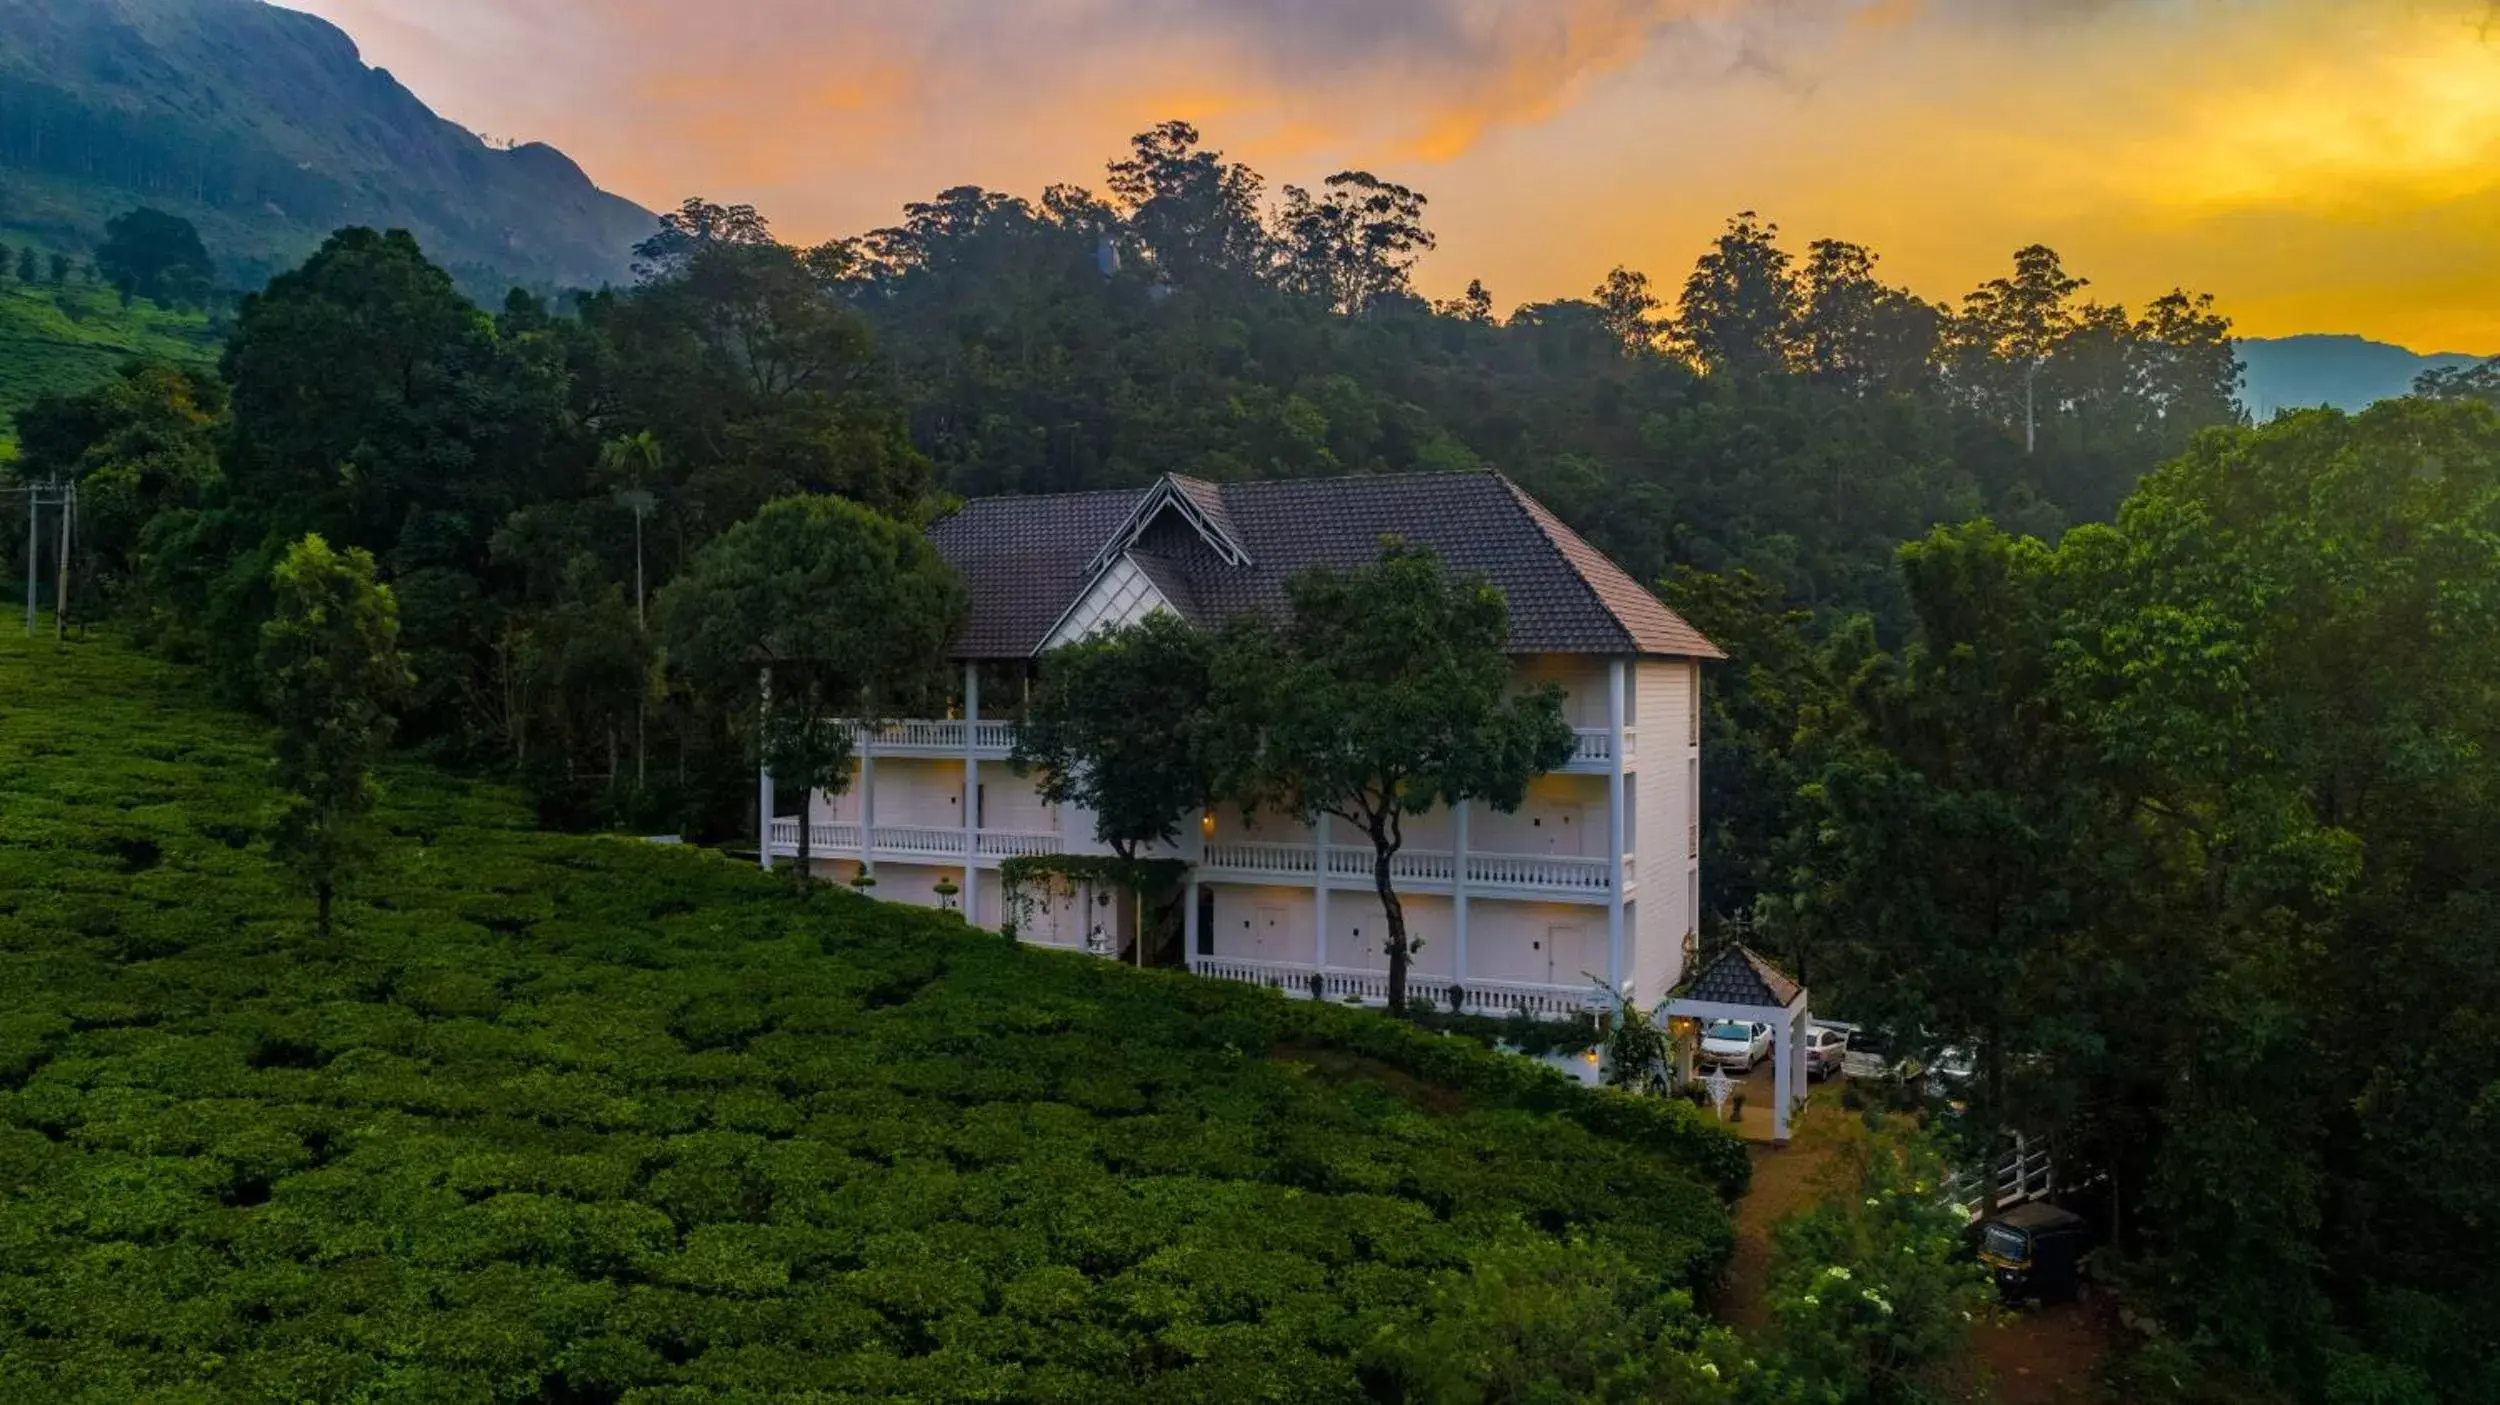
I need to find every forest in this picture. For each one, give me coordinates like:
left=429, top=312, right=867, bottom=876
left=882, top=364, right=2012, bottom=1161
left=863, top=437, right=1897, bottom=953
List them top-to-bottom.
left=4, top=119, right=2496, bottom=1401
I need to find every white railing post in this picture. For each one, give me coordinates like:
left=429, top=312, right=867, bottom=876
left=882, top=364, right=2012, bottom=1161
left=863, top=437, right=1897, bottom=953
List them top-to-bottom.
left=1607, top=658, right=1627, bottom=994
left=962, top=662, right=981, bottom=927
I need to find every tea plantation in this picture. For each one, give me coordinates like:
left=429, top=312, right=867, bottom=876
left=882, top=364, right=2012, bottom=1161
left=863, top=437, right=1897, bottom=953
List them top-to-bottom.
left=0, top=628, right=1749, bottom=1401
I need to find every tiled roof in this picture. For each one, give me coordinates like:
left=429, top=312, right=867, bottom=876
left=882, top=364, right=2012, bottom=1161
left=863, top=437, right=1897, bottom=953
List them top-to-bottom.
left=924, top=469, right=1725, bottom=662
left=926, top=487, right=1146, bottom=658
left=1681, top=945, right=1804, bottom=1009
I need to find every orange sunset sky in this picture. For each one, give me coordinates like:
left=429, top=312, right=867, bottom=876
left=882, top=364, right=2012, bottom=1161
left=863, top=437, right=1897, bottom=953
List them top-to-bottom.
left=287, top=0, right=2500, bottom=354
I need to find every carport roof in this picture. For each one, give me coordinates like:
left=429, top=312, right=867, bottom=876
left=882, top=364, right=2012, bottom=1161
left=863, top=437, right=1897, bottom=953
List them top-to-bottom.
left=1681, top=945, right=1803, bottom=1010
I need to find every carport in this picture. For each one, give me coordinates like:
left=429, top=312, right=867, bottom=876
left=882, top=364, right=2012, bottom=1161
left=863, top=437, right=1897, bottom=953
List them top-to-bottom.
left=1666, top=945, right=1811, bottom=1146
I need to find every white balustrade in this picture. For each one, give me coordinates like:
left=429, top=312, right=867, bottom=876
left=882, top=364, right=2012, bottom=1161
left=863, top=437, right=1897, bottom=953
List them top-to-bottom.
left=971, top=720, right=1020, bottom=753
left=1623, top=727, right=1639, bottom=762
left=1570, top=728, right=1614, bottom=767
left=874, top=826, right=972, bottom=857
left=976, top=831, right=1064, bottom=859
left=1200, top=842, right=1615, bottom=898
left=1203, top=842, right=1318, bottom=877
left=1463, top=852, right=1613, bottom=893
left=1195, top=956, right=1314, bottom=991
left=1193, top=960, right=1593, bottom=1021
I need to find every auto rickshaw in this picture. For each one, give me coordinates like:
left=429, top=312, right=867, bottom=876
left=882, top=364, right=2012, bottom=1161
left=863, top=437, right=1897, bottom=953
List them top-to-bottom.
left=1975, top=1202, right=2094, bottom=1304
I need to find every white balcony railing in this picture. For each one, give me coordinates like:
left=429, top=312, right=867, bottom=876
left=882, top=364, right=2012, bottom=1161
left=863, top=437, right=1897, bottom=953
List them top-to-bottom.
left=848, top=720, right=1022, bottom=757
left=768, top=822, right=1060, bottom=863
left=1199, top=843, right=1615, bottom=899
left=1192, top=960, right=1599, bottom=1020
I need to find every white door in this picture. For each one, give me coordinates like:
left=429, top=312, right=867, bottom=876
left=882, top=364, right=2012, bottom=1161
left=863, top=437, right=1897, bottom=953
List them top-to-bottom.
left=1255, top=907, right=1286, bottom=961
left=1544, top=923, right=1587, bottom=988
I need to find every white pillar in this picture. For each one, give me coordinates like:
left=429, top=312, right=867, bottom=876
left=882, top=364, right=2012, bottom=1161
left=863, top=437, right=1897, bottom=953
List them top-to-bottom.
left=1606, top=658, right=1628, bottom=996
left=962, top=663, right=981, bottom=927
left=758, top=667, right=776, bottom=871
left=860, top=731, right=877, bottom=879
left=758, top=762, right=775, bottom=872
left=1453, top=799, right=1471, bottom=1012
left=1314, top=814, right=1331, bottom=980
left=1184, top=875, right=1201, bottom=973
left=1772, top=1006, right=1796, bottom=1145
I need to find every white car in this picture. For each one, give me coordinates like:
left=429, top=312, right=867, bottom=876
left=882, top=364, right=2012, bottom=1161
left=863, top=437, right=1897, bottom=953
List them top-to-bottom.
left=1699, top=1020, right=1773, bottom=1072
left=1804, top=1024, right=1851, bottom=1081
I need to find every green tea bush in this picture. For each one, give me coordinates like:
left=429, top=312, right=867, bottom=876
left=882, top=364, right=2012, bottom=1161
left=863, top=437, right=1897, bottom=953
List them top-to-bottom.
left=0, top=631, right=1747, bottom=1400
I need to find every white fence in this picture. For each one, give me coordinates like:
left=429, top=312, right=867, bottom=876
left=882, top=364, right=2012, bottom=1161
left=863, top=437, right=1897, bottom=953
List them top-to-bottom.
left=768, top=821, right=1060, bottom=862
left=1199, top=842, right=1614, bottom=899
left=1192, top=959, right=1597, bottom=1020
left=1944, top=1132, right=2056, bottom=1218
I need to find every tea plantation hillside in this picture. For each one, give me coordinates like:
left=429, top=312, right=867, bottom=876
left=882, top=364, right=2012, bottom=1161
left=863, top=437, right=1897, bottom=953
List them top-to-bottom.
left=0, top=627, right=1749, bottom=1400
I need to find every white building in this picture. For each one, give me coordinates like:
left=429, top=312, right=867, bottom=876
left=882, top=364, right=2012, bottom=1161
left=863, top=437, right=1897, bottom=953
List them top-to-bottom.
left=761, top=470, right=1724, bottom=1017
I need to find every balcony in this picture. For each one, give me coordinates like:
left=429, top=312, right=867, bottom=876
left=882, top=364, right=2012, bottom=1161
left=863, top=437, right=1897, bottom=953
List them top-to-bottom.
left=852, top=719, right=1021, bottom=759
left=1559, top=727, right=1635, bottom=774
left=768, top=820, right=1062, bottom=863
left=1198, top=841, right=1622, bottom=902
left=1193, top=957, right=1601, bottom=1020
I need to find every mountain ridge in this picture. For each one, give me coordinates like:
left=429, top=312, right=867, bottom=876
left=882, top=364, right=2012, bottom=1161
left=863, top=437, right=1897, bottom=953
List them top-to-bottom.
left=0, top=0, right=654, bottom=292
left=2237, top=334, right=2488, bottom=417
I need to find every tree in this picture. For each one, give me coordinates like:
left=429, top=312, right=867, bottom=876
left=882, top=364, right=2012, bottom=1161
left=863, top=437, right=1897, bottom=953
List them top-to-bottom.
left=1105, top=120, right=1269, bottom=282
left=1274, top=170, right=1436, bottom=315
left=632, top=195, right=775, bottom=281
left=96, top=207, right=214, bottom=308
left=1675, top=213, right=1801, bottom=377
left=1797, top=240, right=1940, bottom=396
left=15, top=245, right=37, bottom=283
left=1948, top=245, right=2086, bottom=451
left=47, top=251, right=69, bottom=286
left=1594, top=266, right=1661, bottom=357
left=1434, top=278, right=1495, bottom=324
left=2415, top=355, right=2500, bottom=407
left=13, top=361, right=223, bottom=587
left=656, top=495, right=965, bottom=882
left=257, top=534, right=413, bottom=938
left=1211, top=541, right=1578, bottom=1011
left=1013, top=611, right=1219, bottom=859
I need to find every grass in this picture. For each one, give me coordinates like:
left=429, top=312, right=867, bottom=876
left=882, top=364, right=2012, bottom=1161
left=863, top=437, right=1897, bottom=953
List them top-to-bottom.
left=0, top=276, right=221, bottom=458
left=0, top=624, right=1746, bottom=1400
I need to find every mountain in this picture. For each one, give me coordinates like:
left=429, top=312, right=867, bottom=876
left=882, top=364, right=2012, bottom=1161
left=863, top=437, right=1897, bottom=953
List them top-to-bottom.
left=0, top=0, right=654, bottom=293
left=2238, top=335, right=2488, bottom=417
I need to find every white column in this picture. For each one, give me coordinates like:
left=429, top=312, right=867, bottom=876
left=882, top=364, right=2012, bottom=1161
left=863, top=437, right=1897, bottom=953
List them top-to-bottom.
left=1606, top=658, right=1628, bottom=996
left=962, top=663, right=981, bottom=927
left=757, top=666, right=775, bottom=872
left=860, top=730, right=877, bottom=879
left=758, top=763, right=776, bottom=872
left=1453, top=800, right=1471, bottom=1012
left=1314, top=814, right=1331, bottom=979
left=1184, top=875, right=1201, bottom=973
left=1772, top=1006, right=1796, bottom=1145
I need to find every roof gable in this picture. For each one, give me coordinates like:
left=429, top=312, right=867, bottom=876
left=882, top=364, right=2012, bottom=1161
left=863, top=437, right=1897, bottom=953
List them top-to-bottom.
left=1087, top=474, right=1251, bottom=576
left=1682, top=945, right=1804, bottom=1009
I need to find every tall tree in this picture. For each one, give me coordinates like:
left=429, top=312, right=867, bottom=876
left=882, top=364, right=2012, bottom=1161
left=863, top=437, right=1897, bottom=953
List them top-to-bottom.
left=1104, top=121, right=1269, bottom=283
left=1274, top=171, right=1436, bottom=315
left=631, top=196, right=775, bottom=281
left=95, top=207, right=214, bottom=307
left=1674, top=213, right=1801, bottom=378
left=1797, top=239, right=1940, bottom=396
left=1948, top=244, right=2087, bottom=451
left=1593, top=266, right=1662, bottom=357
left=656, top=495, right=965, bottom=881
left=257, top=534, right=413, bottom=938
left=1211, top=542, right=1578, bottom=1011
left=1014, top=611, right=1220, bottom=860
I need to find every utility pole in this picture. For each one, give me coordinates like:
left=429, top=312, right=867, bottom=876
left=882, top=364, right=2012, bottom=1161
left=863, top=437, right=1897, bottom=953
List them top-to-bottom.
left=22, top=478, right=37, bottom=636
left=54, top=479, right=72, bottom=641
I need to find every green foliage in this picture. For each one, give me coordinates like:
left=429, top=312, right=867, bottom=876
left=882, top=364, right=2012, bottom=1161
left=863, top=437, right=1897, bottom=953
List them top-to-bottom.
left=94, top=208, right=214, bottom=309
left=0, top=272, right=218, bottom=462
left=9, top=359, right=223, bottom=592
left=1793, top=400, right=2500, bottom=1397
left=657, top=494, right=965, bottom=875
left=256, top=534, right=412, bottom=934
left=1210, top=542, right=1580, bottom=1011
left=1014, top=612, right=1221, bottom=859
left=0, top=627, right=1749, bottom=1397
left=1765, top=1127, right=1992, bottom=1404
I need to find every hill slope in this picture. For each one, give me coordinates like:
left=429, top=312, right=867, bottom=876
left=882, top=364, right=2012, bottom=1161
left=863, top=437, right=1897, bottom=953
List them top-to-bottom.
left=0, top=0, right=653, bottom=292
left=0, top=274, right=220, bottom=457
left=2238, top=334, right=2487, bottom=416
left=0, top=626, right=1745, bottom=1397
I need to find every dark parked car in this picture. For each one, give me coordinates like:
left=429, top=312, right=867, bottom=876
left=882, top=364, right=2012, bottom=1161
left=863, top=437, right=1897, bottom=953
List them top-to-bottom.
left=1976, top=1202, right=2096, bottom=1304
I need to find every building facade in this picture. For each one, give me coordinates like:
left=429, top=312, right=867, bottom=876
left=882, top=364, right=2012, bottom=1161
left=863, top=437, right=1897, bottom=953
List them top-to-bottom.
left=761, top=470, right=1722, bottom=1016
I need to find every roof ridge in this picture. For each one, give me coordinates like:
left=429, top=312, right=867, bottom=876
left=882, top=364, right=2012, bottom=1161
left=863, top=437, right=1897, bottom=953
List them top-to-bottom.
left=1491, top=473, right=1726, bottom=661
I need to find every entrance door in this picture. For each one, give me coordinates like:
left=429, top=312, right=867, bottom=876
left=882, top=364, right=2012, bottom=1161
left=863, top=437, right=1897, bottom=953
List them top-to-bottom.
left=1197, top=887, right=1216, bottom=956
left=1545, top=923, right=1588, bottom=988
